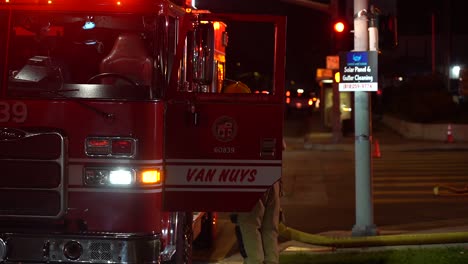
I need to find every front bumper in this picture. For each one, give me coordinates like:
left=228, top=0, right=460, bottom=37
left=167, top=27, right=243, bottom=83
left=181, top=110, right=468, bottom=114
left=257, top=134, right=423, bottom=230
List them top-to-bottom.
left=0, top=232, right=161, bottom=263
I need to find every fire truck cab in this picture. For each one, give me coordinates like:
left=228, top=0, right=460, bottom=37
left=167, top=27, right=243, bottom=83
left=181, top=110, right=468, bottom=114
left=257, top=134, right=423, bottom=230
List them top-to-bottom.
left=0, top=0, right=286, bottom=263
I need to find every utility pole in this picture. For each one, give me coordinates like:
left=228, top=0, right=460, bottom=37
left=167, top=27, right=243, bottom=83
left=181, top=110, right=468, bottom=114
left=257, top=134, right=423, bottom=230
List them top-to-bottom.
left=330, top=0, right=342, bottom=143
left=351, top=0, right=378, bottom=237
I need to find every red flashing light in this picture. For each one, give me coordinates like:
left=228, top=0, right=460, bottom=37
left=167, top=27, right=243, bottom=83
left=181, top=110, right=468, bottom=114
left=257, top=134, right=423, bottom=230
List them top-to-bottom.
left=333, top=21, right=345, bottom=33
left=85, top=137, right=136, bottom=157
left=88, top=139, right=110, bottom=147
left=112, top=139, right=134, bottom=155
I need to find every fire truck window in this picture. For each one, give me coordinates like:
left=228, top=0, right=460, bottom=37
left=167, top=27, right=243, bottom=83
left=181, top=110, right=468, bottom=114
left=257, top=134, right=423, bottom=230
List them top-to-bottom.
left=6, top=11, right=156, bottom=100
left=175, top=20, right=276, bottom=96
left=224, top=21, right=275, bottom=95
left=99, top=32, right=153, bottom=88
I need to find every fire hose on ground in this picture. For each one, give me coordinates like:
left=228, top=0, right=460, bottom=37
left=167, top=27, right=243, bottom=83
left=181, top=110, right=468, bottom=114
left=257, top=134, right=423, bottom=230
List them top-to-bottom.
left=278, top=184, right=468, bottom=249
left=433, top=184, right=468, bottom=196
left=279, top=223, right=468, bottom=249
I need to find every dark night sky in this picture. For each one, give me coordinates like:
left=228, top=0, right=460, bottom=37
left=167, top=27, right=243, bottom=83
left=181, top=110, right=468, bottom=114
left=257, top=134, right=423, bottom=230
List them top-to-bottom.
left=195, top=0, right=468, bottom=90
left=196, top=0, right=331, bottom=90
left=397, top=1, right=468, bottom=35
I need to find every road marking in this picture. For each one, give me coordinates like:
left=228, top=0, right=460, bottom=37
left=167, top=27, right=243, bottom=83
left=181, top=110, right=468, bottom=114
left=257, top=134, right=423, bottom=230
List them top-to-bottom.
left=374, top=176, right=468, bottom=181
left=373, top=182, right=466, bottom=187
left=374, top=190, right=433, bottom=195
left=374, top=197, right=468, bottom=204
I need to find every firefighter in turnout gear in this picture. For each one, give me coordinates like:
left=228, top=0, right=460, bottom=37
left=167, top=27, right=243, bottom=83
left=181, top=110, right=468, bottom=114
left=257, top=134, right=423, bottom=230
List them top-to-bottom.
left=224, top=79, right=281, bottom=264
left=222, top=80, right=251, bottom=93
left=232, top=181, right=281, bottom=264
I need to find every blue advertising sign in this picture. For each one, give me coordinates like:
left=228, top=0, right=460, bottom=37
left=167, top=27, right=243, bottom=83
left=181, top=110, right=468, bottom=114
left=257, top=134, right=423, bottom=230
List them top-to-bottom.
left=339, top=51, right=378, bottom=92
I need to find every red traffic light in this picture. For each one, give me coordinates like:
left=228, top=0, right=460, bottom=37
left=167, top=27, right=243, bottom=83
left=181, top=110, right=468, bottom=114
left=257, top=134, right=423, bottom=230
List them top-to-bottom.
left=333, top=21, right=346, bottom=33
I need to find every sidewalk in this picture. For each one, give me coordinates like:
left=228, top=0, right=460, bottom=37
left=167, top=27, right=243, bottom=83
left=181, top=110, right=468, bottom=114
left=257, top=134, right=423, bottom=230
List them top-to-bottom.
left=285, top=117, right=468, bottom=152
left=287, top=134, right=468, bottom=152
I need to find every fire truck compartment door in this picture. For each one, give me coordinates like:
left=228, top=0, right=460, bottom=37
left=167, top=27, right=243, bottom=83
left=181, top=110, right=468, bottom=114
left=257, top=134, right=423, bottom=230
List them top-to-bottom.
left=163, top=14, right=286, bottom=212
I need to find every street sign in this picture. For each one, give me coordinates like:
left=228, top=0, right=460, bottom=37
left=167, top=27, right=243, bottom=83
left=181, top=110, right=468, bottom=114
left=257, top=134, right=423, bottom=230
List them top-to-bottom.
left=339, top=51, right=378, bottom=92
left=326, top=55, right=339, bottom=70
left=316, top=68, right=333, bottom=80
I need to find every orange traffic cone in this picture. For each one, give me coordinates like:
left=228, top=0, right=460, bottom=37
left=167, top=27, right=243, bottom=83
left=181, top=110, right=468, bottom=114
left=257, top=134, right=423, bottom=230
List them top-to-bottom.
left=446, top=124, right=454, bottom=143
left=373, top=139, right=381, bottom=158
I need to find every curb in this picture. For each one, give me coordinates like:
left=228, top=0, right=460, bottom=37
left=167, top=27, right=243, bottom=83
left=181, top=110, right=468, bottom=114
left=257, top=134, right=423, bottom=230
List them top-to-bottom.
left=285, top=137, right=468, bottom=152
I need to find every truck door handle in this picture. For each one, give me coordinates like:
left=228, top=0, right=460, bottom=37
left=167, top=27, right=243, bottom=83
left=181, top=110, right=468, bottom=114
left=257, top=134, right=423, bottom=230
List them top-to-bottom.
left=191, top=103, right=198, bottom=126
left=193, top=112, right=199, bottom=126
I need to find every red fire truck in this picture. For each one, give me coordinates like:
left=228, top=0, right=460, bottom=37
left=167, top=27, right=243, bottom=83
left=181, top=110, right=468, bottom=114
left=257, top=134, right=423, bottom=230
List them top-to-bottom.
left=0, top=0, right=286, bottom=262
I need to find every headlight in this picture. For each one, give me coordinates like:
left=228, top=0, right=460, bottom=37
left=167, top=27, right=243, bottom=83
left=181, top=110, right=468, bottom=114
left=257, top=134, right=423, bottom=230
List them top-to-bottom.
left=84, top=168, right=161, bottom=187
left=84, top=168, right=135, bottom=186
left=109, top=169, right=134, bottom=185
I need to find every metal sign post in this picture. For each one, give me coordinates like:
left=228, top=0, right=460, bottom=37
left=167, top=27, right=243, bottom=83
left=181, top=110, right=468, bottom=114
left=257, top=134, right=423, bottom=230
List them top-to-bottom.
left=351, top=0, right=378, bottom=237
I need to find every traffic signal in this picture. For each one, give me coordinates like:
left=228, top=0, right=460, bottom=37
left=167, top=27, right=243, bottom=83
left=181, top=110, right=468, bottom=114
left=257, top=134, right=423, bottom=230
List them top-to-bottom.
left=378, top=14, right=398, bottom=49
left=331, top=19, right=351, bottom=52
left=333, top=21, right=346, bottom=33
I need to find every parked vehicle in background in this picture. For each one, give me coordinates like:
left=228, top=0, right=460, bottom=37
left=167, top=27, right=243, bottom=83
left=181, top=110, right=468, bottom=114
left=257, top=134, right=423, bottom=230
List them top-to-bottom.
left=285, top=88, right=319, bottom=115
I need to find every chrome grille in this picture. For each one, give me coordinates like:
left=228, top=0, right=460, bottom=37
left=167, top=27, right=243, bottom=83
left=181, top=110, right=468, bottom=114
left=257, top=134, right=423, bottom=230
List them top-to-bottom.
left=0, top=129, right=66, bottom=218
left=3, top=233, right=161, bottom=263
left=90, top=242, right=113, bottom=261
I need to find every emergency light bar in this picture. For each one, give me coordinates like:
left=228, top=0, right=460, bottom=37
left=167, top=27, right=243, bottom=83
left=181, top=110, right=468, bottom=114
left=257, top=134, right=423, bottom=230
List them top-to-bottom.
left=1, top=0, right=150, bottom=6
left=2, top=0, right=52, bottom=4
left=82, top=21, right=95, bottom=30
